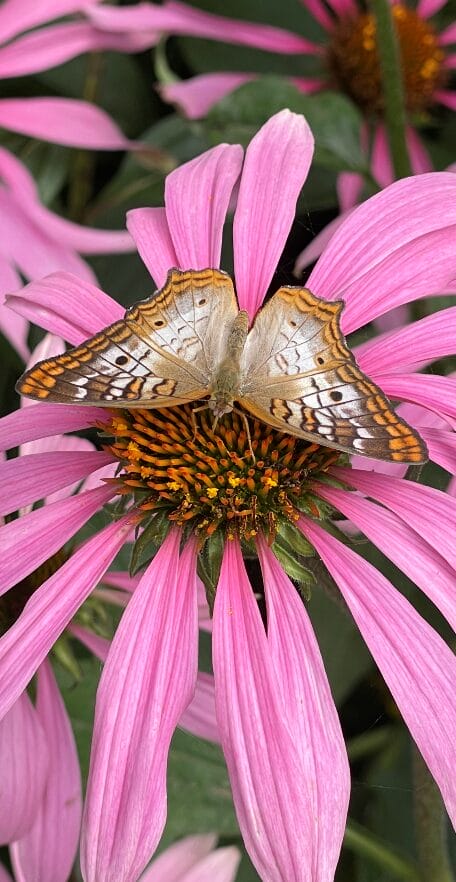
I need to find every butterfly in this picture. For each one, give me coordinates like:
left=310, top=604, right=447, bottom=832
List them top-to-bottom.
left=17, top=267, right=427, bottom=463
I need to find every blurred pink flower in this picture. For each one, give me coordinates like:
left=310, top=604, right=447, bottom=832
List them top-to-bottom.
left=0, top=0, right=153, bottom=149
left=87, top=0, right=455, bottom=170
left=1, top=110, right=456, bottom=882
left=0, top=148, right=134, bottom=361
left=139, top=834, right=240, bottom=882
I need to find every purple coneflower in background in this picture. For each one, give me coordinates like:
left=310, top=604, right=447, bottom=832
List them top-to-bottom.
left=0, top=110, right=455, bottom=882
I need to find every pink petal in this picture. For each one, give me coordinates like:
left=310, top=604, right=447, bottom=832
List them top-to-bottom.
left=0, top=0, right=100, bottom=43
left=89, top=0, right=320, bottom=54
left=298, top=0, right=334, bottom=30
left=417, top=0, right=448, bottom=16
left=0, top=22, right=152, bottom=79
left=439, top=22, right=456, bottom=45
left=444, top=54, right=456, bottom=69
left=160, top=73, right=256, bottom=119
left=290, top=76, right=326, bottom=94
left=434, top=89, right=456, bottom=109
left=0, top=98, right=134, bottom=151
left=234, top=110, right=314, bottom=318
left=371, top=125, right=432, bottom=189
left=406, top=127, right=433, bottom=173
left=165, top=144, right=244, bottom=270
left=336, top=171, right=364, bottom=212
left=307, top=172, right=456, bottom=333
left=0, top=190, right=96, bottom=284
left=126, top=208, right=177, bottom=289
left=0, top=256, right=29, bottom=361
left=7, top=271, right=123, bottom=345
left=356, top=306, right=456, bottom=375
left=377, top=373, right=456, bottom=427
left=0, top=402, right=108, bottom=452
left=419, top=426, right=456, bottom=475
left=0, top=449, right=113, bottom=517
left=332, top=467, right=456, bottom=572
left=0, top=483, right=116, bottom=596
left=316, top=483, right=456, bottom=633
left=0, top=515, right=133, bottom=722
left=300, top=517, right=456, bottom=828
left=80, top=534, right=198, bottom=882
left=257, top=538, right=350, bottom=881
left=212, top=539, right=318, bottom=881
left=99, top=570, right=139, bottom=593
left=69, top=624, right=110, bottom=663
left=10, top=660, right=82, bottom=882
left=179, top=672, right=219, bottom=743
left=0, top=692, right=48, bottom=844
left=138, top=833, right=217, bottom=882
left=170, top=846, right=241, bottom=882
left=0, top=864, right=13, bottom=882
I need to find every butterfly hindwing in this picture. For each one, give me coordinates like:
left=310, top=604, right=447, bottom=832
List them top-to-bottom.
left=17, top=268, right=238, bottom=408
left=240, top=286, right=426, bottom=463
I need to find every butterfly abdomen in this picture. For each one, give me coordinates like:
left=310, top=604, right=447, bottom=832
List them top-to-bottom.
left=209, top=310, right=249, bottom=418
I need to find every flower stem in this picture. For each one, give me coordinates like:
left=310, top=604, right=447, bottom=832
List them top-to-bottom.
left=368, top=0, right=412, bottom=178
left=413, top=748, right=455, bottom=882
left=345, top=820, right=420, bottom=880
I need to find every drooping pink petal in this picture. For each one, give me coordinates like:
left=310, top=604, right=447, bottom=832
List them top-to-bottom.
left=0, top=0, right=101, bottom=44
left=89, top=0, right=320, bottom=54
left=298, top=0, right=334, bottom=31
left=322, top=0, right=357, bottom=16
left=417, top=0, right=448, bottom=17
left=0, top=22, right=153, bottom=79
left=439, top=23, right=456, bottom=45
left=160, top=73, right=256, bottom=119
left=290, top=76, right=326, bottom=94
left=435, top=89, right=456, bottom=109
left=0, top=98, right=134, bottom=150
left=234, top=110, right=314, bottom=318
left=370, top=125, right=432, bottom=190
left=165, top=144, right=243, bottom=270
left=336, top=171, right=364, bottom=212
left=307, top=173, right=456, bottom=333
left=0, top=190, right=96, bottom=284
left=127, top=208, right=178, bottom=289
left=0, top=255, right=29, bottom=360
left=7, top=272, right=123, bottom=345
left=355, top=306, right=456, bottom=375
left=377, top=373, right=456, bottom=427
left=0, top=403, right=107, bottom=452
left=419, top=427, right=456, bottom=475
left=0, top=449, right=113, bottom=517
left=332, top=467, right=456, bottom=571
left=0, top=483, right=116, bottom=596
left=316, top=483, right=456, bottom=632
left=0, top=515, right=133, bottom=722
left=300, top=517, right=456, bottom=828
left=80, top=533, right=198, bottom=882
left=257, top=537, right=349, bottom=880
left=212, top=539, right=317, bottom=882
left=99, top=570, right=139, bottom=593
left=69, top=624, right=110, bottom=663
left=10, top=660, right=82, bottom=882
left=179, top=672, right=219, bottom=743
left=0, top=692, right=48, bottom=844
left=138, top=833, right=217, bottom=882
left=167, top=846, right=241, bottom=882
left=0, top=863, right=12, bottom=882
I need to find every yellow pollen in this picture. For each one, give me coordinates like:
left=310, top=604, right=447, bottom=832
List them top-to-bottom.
left=327, top=3, right=448, bottom=115
left=98, top=404, right=343, bottom=543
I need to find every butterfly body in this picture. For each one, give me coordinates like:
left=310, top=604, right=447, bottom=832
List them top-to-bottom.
left=17, top=267, right=427, bottom=464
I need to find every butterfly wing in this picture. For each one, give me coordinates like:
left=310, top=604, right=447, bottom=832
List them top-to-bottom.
left=17, top=268, right=239, bottom=408
left=239, top=286, right=427, bottom=463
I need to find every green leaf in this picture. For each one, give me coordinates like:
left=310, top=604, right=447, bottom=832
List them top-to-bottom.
left=206, top=78, right=367, bottom=173
left=129, top=512, right=170, bottom=576
left=197, top=530, right=224, bottom=612
left=271, top=540, right=314, bottom=599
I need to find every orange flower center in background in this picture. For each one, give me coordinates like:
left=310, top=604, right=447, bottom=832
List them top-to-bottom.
left=327, top=4, right=447, bottom=114
left=99, top=404, right=341, bottom=544
left=0, top=547, right=68, bottom=635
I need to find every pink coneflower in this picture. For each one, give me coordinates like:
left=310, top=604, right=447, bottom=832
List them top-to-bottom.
left=0, top=0, right=155, bottom=149
left=1, top=110, right=456, bottom=882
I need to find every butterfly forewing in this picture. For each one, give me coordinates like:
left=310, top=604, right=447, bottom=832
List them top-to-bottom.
left=17, top=268, right=238, bottom=408
left=240, top=286, right=427, bottom=464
